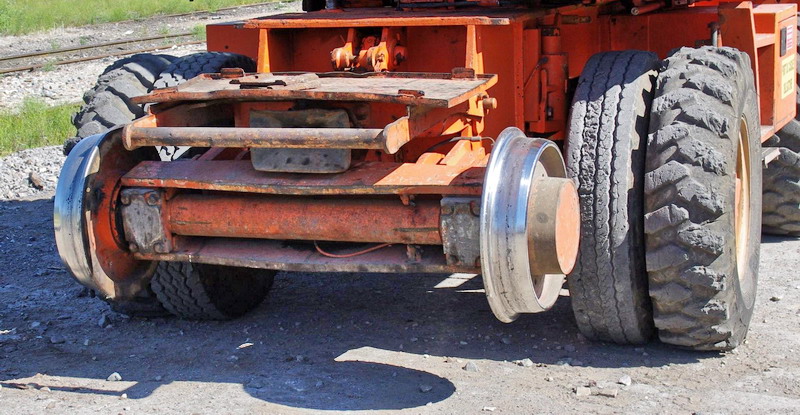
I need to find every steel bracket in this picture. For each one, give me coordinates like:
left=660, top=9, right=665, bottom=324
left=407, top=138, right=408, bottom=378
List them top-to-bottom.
left=120, top=188, right=171, bottom=254
left=440, top=197, right=481, bottom=267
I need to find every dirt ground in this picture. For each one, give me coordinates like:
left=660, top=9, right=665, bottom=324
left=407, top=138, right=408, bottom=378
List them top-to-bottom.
left=1, top=4, right=800, bottom=414
left=0, top=179, right=799, bottom=414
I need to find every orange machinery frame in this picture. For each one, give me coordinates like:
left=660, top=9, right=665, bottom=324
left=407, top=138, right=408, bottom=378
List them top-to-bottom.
left=91, top=0, right=797, bottom=285
left=206, top=1, right=797, bottom=143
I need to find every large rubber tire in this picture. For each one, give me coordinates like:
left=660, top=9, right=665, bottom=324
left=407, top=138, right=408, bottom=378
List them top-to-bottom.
left=302, top=0, right=326, bottom=12
left=758, top=26, right=800, bottom=236
left=645, top=47, right=762, bottom=350
left=565, top=50, right=658, bottom=344
left=153, top=52, right=256, bottom=88
left=67, top=53, right=176, bottom=154
left=69, top=55, right=178, bottom=315
left=762, top=112, right=800, bottom=235
left=774, top=120, right=800, bottom=153
left=762, top=145, right=800, bottom=235
left=151, top=262, right=275, bottom=320
left=107, top=288, right=171, bottom=318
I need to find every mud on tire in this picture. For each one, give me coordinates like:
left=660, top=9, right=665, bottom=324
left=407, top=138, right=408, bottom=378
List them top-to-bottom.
left=644, top=46, right=762, bottom=350
left=565, top=50, right=658, bottom=344
left=151, top=262, right=275, bottom=320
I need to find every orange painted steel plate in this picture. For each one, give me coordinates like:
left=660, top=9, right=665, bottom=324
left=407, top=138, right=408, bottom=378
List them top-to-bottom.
left=241, top=9, right=536, bottom=29
left=134, top=72, right=497, bottom=108
left=121, top=160, right=485, bottom=196
left=167, top=194, right=443, bottom=244
left=135, top=237, right=479, bottom=273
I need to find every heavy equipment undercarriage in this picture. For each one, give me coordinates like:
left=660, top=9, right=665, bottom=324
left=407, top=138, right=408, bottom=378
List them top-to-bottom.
left=56, top=0, right=798, bottom=350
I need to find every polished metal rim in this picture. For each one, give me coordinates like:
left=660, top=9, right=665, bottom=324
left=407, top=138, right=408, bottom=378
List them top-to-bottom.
left=735, top=116, right=754, bottom=297
left=479, top=127, right=567, bottom=322
left=54, top=133, right=105, bottom=290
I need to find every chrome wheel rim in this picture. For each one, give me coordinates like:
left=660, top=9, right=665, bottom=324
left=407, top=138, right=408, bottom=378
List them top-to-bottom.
left=480, top=127, right=571, bottom=322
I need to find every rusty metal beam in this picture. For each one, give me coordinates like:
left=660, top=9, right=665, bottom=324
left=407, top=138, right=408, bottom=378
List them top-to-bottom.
left=132, top=72, right=498, bottom=109
left=122, top=126, right=385, bottom=151
left=120, top=160, right=485, bottom=196
left=166, top=194, right=443, bottom=244
left=134, top=237, right=478, bottom=273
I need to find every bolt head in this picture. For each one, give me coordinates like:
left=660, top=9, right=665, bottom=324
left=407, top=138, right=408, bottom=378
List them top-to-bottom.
left=145, top=192, right=160, bottom=206
left=470, top=201, right=481, bottom=216
left=153, top=242, right=168, bottom=254
left=128, top=243, right=139, bottom=253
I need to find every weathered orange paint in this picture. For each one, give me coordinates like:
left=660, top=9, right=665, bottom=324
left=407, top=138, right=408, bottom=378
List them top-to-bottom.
left=119, top=1, right=796, bottom=274
left=204, top=3, right=796, bottom=141
left=87, top=134, right=156, bottom=284
left=120, top=160, right=486, bottom=196
left=167, top=194, right=443, bottom=244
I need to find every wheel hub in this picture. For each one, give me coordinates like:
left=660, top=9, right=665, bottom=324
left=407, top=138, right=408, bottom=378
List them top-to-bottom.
left=480, top=127, right=580, bottom=322
left=54, top=129, right=156, bottom=300
left=54, top=133, right=104, bottom=290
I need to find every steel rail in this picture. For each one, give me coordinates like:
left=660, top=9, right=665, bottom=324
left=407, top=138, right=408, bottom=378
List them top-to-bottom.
left=0, top=1, right=283, bottom=74
left=0, top=32, right=194, bottom=63
left=0, top=41, right=204, bottom=75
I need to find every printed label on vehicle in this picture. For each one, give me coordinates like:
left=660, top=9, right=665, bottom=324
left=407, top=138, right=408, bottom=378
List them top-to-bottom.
left=781, top=55, right=795, bottom=99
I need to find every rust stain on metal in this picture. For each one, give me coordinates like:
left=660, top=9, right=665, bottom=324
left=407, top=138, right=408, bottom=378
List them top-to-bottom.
left=240, top=9, right=521, bottom=29
left=133, top=72, right=497, bottom=109
left=123, top=126, right=386, bottom=151
left=121, top=160, right=485, bottom=196
left=166, top=194, right=442, bottom=244
left=134, top=237, right=479, bottom=274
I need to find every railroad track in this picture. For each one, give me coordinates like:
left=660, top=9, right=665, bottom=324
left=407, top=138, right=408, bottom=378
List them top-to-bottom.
left=0, top=1, right=283, bottom=75
left=0, top=33, right=203, bottom=75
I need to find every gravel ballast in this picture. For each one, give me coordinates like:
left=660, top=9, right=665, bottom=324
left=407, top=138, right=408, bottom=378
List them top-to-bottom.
left=0, top=146, right=64, bottom=200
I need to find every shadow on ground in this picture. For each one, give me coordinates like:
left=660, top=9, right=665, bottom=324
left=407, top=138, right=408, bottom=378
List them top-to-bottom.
left=0, top=198, right=715, bottom=411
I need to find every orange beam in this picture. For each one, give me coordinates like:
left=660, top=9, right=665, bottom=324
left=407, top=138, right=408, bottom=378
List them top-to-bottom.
left=241, top=9, right=533, bottom=29
left=120, top=160, right=485, bottom=196
left=167, top=194, right=443, bottom=244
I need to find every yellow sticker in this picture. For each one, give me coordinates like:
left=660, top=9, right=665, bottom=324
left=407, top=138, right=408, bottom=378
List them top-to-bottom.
left=781, top=55, right=795, bottom=99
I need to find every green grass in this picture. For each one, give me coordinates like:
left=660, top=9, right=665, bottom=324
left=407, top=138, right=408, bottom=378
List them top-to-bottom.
left=0, top=0, right=272, bottom=36
left=191, top=24, right=208, bottom=41
left=41, top=61, right=57, bottom=72
left=0, top=99, right=79, bottom=156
